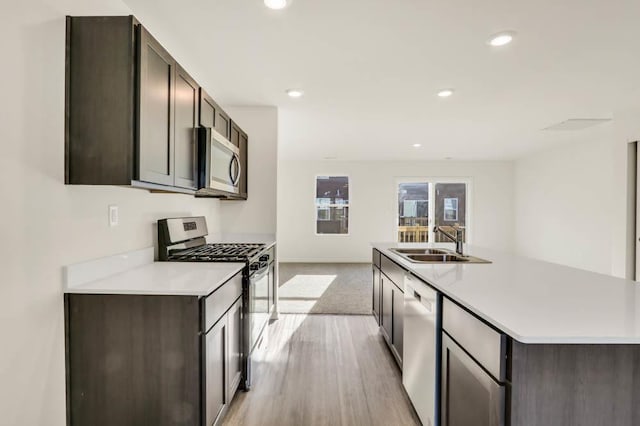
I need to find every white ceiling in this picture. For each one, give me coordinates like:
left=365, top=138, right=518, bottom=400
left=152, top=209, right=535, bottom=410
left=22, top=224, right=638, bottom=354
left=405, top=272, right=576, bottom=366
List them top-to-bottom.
left=124, top=0, right=640, bottom=160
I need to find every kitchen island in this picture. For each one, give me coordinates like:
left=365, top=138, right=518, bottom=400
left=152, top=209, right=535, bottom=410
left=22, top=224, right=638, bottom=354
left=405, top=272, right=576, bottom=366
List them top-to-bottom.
left=372, top=242, right=640, bottom=426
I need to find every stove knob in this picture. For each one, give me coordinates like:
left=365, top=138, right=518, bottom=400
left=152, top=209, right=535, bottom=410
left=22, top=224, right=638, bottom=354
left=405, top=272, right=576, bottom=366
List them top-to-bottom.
left=259, top=255, right=269, bottom=262
left=250, top=263, right=260, bottom=271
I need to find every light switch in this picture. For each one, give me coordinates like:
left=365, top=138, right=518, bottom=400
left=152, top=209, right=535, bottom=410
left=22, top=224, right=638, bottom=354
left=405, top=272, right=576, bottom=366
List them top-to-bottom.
left=109, top=205, right=119, bottom=227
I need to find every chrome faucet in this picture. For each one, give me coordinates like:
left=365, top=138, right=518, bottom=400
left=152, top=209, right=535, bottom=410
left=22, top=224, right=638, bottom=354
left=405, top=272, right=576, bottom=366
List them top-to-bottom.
left=434, top=226, right=465, bottom=256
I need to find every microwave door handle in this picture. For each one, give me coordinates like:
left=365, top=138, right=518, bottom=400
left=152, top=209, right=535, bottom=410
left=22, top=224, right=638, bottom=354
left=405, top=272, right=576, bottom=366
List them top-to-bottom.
left=234, top=153, right=242, bottom=185
left=228, top=154, right=237, bottom=185
left=229, top=154, right=241, bottom=186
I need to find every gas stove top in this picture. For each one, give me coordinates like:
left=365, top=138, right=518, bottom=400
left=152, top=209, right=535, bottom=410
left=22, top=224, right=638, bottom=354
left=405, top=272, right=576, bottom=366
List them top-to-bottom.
left=157, top=217, right=268, bottom=262
left=167, top=243, right=266, bottom=262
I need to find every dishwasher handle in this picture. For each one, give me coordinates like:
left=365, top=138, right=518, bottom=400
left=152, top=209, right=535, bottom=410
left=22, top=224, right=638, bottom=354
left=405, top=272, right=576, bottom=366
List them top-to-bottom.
left=405, top=280, right=434, bottom=314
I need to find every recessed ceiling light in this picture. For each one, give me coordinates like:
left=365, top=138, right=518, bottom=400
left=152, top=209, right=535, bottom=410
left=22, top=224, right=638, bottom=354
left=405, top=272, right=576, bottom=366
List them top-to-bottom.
left=264, top=0, right=288, bottom=10
left=488, top=31, right=516, bottom=47
left=286, top=89, right=304, bottom=98
left=437, top=89, right=454, bottom=98
left=413, top=143, right=422, bottom=148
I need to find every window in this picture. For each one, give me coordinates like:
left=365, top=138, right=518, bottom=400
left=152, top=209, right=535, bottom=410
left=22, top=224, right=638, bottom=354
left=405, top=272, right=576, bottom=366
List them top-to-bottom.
left=316, top=176, right=349, bottom=234
left=396, top=180, right=468, bottom=243
left=443, top=198, right=458, bottom=221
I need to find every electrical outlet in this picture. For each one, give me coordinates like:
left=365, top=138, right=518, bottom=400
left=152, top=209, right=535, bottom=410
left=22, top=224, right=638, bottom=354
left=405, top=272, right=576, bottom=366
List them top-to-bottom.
left=109, top=205, right=119, bottom=227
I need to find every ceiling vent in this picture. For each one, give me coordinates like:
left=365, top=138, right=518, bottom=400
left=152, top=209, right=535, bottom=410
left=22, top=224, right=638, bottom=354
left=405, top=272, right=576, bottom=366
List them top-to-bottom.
left=542, top=118, right=612, bottom=131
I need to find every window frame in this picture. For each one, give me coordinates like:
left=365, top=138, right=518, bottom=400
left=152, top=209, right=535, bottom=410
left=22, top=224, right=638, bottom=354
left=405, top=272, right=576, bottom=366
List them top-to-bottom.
left=314, top=174, right=351, bottom=236
left=394, top=177, right=473, bottom=244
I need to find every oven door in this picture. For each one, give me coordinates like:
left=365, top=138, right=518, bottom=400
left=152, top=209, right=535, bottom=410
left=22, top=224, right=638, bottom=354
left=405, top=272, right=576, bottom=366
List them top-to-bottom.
left=200, top=127, right=241, bottom=194
left=249, top=262, right=270, bottom=351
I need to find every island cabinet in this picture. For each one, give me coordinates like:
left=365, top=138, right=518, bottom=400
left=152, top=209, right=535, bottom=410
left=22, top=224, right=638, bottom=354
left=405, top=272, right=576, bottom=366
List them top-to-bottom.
left=65, top=16, right=199, bottom=193
left=371, top=249, right=382, bottom=323
left=379, top=253, right=405, bottom=367
left=65, top=270, right=244, bottom=426
left=441, top=296, right=640, bottom=426
left=441, top=298, right=508, bottom=426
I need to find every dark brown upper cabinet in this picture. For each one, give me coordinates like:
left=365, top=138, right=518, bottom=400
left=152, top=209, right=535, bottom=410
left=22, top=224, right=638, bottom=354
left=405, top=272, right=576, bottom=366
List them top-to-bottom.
left=65, top=15, right=199, bottom=193
left=137, top=25, right=175, bottom=187
left=174, top=65, right=199, bottom=189
left=199, top=89, right=231, bottom=141
left=230, top=121, right=240, bottom=148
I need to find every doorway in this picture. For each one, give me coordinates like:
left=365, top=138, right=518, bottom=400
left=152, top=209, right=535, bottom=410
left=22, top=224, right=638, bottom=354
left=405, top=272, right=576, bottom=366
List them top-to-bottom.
left=396, top=179, right=470, bottom=244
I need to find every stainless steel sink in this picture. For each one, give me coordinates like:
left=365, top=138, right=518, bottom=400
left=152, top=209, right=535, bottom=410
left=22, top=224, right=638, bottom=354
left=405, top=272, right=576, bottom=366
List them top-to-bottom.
left=390, top=248, right=491, bottom=264
left=390, top=248, right=453, bottom=255
left=407, top=254, right=464, bottom=262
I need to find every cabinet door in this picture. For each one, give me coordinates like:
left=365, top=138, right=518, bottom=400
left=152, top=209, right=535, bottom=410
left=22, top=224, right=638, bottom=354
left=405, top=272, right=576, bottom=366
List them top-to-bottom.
left=137, top=26, right=175, bottom=186
left=174, top=64, right=198, bottom=189
left=199, top=89, right=215, bottom=128
left=216, top=109, right=230, bottom=140
left=230, top=121, right=241, bottom=148
left=372, top=267, right=381, bottom=324
left=381, top=275, right=393, bottom=344
left=392, top=284, right=404, bottom=363
left=227, top=298, right=243, bottom=398
left=205, top=317, right=227, bottom=426
left=441, top=333, right=505, bottom=426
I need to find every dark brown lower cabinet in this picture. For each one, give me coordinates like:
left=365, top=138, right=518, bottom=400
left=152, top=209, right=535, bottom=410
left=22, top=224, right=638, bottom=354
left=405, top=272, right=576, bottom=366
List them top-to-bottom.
left=372, top=266, right=381, bottom=324
left=65, top=272, right=243, bottom=426
left=380, top=272, right=403, bottom=367
left=381, top=274, right=393, bottom=344
left=391, top=284, right=404, bottom=362
left=65, top=294, right=201, bottom=426
left=204, top=297, right=243, bottom=426
left=227, top=299, right=243, bottom=397
left=205, top=317, right=227, bottom=426
left=441, top=333, right=505, bottom=426
left=509, top=342, right=640, bottom=426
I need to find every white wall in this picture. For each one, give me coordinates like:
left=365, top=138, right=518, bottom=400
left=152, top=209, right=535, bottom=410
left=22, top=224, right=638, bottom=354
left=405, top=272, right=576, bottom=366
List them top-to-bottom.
left=0, top=1, right=223, bottom=424
left=219, top=107, right=278, bottom=235
left=514, top=110, right=640, bottom=279
left=513, top=127, right=614, bottom=274
left=277, top=160, right=514, bottom=262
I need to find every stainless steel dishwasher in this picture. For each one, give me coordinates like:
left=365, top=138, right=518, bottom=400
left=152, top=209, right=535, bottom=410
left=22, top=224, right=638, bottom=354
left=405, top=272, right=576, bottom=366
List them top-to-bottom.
left=403, top=272, right=441, bottom=426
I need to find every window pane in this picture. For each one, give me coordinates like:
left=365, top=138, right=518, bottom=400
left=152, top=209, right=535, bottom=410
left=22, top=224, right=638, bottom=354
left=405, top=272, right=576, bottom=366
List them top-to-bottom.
left=316, top=176, right=349, bottom=234
left=316, top=176, right=349, bottom=204
left=398, top=183, right=429, bottom=242
left=435, top=183, right=466, bottom=242
left=316, top=206, right=349, bottom=234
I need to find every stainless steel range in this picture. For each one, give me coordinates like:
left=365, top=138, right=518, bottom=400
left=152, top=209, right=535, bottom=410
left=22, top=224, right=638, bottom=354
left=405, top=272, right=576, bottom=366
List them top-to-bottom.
left=157, top=216, right=275, bottom=390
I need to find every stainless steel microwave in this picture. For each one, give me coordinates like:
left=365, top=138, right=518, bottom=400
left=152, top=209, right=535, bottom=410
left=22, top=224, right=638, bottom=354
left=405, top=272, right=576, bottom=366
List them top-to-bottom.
left=197, top=127, right=241, bottom=196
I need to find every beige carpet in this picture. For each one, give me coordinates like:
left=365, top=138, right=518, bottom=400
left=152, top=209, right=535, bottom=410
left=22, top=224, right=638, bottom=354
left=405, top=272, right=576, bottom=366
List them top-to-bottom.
left=278, top=263, right=372, bottom=314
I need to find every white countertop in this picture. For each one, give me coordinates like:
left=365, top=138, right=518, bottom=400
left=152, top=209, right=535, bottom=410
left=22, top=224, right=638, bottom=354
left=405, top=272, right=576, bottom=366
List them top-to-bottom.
left=373, top=242, right=640, bottom=344
left=64, top=247, right=245, bottom=296
left=65, top=262, right=244, bottom=296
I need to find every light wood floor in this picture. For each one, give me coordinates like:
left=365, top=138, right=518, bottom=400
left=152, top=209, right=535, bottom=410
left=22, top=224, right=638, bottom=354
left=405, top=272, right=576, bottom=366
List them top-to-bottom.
left=223, top=314, right=420, bottom=426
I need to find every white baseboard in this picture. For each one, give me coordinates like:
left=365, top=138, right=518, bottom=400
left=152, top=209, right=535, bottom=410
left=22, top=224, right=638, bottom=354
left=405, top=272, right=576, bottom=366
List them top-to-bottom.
left=278, top=258, right=371, bottom=263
